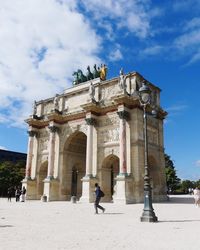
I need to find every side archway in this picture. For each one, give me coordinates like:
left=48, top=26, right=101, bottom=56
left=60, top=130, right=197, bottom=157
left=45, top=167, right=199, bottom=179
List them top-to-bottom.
left=37, top=161, right=48, bottom=198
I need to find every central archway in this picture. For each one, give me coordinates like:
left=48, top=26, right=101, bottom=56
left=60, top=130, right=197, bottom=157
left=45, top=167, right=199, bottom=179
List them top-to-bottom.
left=62, top=131, right=87, bottom=200
left=101, top=154, right=119, bottom=202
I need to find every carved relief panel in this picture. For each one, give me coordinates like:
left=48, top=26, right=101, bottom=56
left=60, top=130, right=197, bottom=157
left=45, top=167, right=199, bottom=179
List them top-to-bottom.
left=100, top=82, right=119, bottom=103
left=97, top=113, right=120, bottom=144
left=98, top=127, right=119, bottom=144
left=38, top=128, right=49, bottom=153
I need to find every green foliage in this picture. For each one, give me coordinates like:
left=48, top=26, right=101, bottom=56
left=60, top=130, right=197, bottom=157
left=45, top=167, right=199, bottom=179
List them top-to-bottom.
left=165, top=153, right=200, bottom=193
left=164, top=154, right=180, bottom=192
left=0, top=161, right=25, bottom=196
left=178, top=179, right=200, bottom=193
left=195, top=179, right=200, bottom=188
left=180, top=180, right=195, bottom=192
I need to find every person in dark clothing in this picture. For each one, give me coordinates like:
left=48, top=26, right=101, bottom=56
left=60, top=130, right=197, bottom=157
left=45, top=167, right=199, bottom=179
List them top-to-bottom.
left=94, top=183, right=105, bottom=214
left=21, top=186, right=26, bottom=202
left=7, top=187, right=12, bottom=202
left=15, top=187, right=21, bottom=202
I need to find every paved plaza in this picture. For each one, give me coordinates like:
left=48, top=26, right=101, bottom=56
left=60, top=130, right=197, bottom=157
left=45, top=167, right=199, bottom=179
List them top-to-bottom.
left=0, top=195, right=200, bottom=250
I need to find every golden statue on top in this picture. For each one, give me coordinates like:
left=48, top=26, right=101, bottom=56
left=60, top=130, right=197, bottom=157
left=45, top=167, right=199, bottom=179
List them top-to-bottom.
left=100, top=64, right=107, bottom=81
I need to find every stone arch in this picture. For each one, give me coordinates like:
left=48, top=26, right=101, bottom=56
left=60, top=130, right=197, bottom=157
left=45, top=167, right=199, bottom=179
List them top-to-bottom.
left=60, top=125, right=87, bottom=151
left=61, top=131, right=87, bottom=200
left=100, top=154, right=119, bottom=202
left=37, top=160, right=48, bottom=198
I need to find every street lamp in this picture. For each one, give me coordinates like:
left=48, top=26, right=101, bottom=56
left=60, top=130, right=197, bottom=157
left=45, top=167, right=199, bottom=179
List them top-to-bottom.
left=139, top=80, right=158, bottom=222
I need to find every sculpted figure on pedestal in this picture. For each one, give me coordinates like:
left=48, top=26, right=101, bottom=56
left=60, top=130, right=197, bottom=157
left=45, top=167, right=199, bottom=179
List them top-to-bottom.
left=118, top=68, right=127, bottom=92
left=89, top=82, right=95, bottom=102
left=53, top=94, right=59, bottom=111
left=33, top=100, right=37, bottom=116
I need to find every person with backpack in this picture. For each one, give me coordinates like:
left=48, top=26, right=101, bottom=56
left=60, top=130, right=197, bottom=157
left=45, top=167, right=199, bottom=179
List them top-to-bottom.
left=94, top=183, right=105, bottom=214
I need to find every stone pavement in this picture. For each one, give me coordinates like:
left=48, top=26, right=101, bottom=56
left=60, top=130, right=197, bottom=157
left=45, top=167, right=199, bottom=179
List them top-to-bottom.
left=0, top=195, right=200, bottom=250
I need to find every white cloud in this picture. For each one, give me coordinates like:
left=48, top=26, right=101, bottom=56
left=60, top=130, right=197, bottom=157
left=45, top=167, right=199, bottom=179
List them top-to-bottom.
left=0, top=0, right=101, bottom=127
left=79, top=0, right=159, bottom=39
left=173, top=0, right=200, bottom=12
left=173, top=16, right=200, bottom=65
left=184, top=17, right=200, bottom=31
left=174, top=30, right=200, bottom=49
left=140, top=45, right=163, bottom=56
left=108, top=49, right=123, bottom=62
left=186, top=50, right=200, bottom=65
left=164, top=104, right=188, bottom=124
left=166, top=104, right=188, bottom=112
left=0, top=146, right=7, bottom=150
left=195, top=160, right=200, bottom=167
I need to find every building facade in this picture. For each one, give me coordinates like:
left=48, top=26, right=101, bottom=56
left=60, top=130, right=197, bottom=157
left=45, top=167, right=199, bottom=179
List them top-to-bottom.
left=22, top=71, right=167, bottom=203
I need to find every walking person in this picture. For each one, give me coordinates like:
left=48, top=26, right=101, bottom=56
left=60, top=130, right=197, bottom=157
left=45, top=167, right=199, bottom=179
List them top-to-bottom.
left=94, top=183, right=105, bottom=214
left=20, top=186, right=26, bottom=202
left=7, top=187, right=12, bottom=202
left=15, top=187, right=21, bottom=202
left=193, top=187, right=200, bottom=208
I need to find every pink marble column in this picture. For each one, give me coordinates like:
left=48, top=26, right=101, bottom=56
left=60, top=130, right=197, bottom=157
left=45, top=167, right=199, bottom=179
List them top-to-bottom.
left=117, top=111, right=129, bottom=175
left=85, top=117, right=95, bottom=176
left=47, top=125, right=59, bottom=179
left=25, top=130, right=37, bottom=179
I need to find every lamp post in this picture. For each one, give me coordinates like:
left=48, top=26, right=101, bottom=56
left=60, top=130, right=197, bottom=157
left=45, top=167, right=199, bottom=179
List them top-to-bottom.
left=139, top=80, right=158, bottom=222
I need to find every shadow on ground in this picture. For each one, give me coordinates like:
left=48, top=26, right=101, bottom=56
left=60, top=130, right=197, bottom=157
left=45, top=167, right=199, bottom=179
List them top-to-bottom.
left=167, top=196, right=194, bottom=204
left=103, top=213, right=124, bottom=215
left=159, top=219, right=200, bottom=223
left=0, top=225, right=13, bottom=228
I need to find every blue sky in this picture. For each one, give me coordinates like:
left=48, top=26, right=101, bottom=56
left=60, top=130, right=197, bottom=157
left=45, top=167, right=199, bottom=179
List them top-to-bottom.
left=0, top=0, right=199, bottom=180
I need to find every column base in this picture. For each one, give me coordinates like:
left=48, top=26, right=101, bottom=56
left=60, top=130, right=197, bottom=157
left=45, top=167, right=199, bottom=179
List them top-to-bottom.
left=113, top=174, right=134, bottom=204
left=79, top=176, right=97, bottom=203
left=21, top=178, right=37, bottom=200
left=43, top=178, right=59, bottom=201
left=140, top=211, right=158, bottom=222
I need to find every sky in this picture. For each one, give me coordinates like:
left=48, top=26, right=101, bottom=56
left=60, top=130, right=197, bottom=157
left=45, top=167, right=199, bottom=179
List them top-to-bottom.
left=0, top=0, right=199, bottom=181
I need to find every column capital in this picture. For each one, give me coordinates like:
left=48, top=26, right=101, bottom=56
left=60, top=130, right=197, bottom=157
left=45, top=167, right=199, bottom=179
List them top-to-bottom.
left=117, top=110, right=130, bottom=121
left=85, top=117, right=96, bottom=125
left=48, top=125, right=60, bottom=133
left=27, top=130, right=38, bottom=137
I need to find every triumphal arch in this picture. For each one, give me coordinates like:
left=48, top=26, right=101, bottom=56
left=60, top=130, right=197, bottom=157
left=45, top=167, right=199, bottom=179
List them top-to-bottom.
left=22, top=66, right=167, bottom=203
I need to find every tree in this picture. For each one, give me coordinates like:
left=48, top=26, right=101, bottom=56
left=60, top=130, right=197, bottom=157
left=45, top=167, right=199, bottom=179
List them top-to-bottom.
left=164, top=154, right=180, bottom=193
left=0, top=161, right=25, bottom=197
left=194, top=179, right=200, bottom=187
left=180, top=180, right=195, bottom=193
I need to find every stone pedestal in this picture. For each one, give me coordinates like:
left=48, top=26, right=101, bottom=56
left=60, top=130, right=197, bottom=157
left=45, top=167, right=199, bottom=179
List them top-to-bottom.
left=113, top=175, right=134, bottom=204
left=79, top=176, right=97, bottom=203
left=21, top=178, right=37, bottom=200
left=43, top=178, right=59, bottom=201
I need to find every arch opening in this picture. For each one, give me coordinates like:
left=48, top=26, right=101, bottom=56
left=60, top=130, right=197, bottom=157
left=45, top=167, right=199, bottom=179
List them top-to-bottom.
left=62, top=131, right=87, bottom=200
left=101, top=154, right=119, bottom=201
left=37, top=161, right=48, bottom=198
